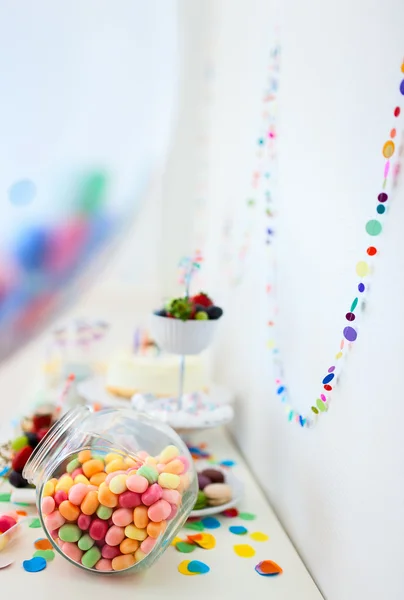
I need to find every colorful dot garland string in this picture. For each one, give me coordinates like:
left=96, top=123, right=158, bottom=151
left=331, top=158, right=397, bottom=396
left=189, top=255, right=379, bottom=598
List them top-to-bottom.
left=219, top=43, right=280, bottom=286
left=267, top=61, right=404, bottom=428
left=178, top=251, right=203, bottom=297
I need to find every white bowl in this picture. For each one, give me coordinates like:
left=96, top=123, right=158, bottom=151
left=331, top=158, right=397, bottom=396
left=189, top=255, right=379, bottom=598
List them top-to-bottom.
left=150, top=314, right=219, bottom=355
left=190, top=465, right=243, bottom=518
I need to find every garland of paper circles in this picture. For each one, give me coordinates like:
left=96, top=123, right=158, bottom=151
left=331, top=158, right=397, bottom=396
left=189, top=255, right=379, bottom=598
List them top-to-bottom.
left=267, top=62, right=404, bottom=428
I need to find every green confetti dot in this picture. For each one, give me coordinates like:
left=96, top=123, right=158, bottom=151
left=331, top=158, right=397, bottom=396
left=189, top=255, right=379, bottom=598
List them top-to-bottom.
left=365, top=219, right=382, bottom=236
left=350, top=298, right=358, bottom=312
left=0, top=493, right=11, bottom=502
left=239, top=512, right=256, bottom=521
left=29, top=518, right=42, bottom=529
left=185, top=521, right=205, bottom=531
left=176, top=542, right=196, bottom=553
left=33, top=550, right=55, bottom=562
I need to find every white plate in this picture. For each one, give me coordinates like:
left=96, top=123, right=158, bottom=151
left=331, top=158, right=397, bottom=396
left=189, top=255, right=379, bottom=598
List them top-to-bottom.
left=77, top=376, right=234, bottom=435
left=190, top=464, right=243, bottom=518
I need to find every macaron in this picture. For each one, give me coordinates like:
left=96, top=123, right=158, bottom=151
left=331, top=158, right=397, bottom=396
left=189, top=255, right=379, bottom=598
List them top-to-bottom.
left=200, top=468, right=225, bottom=484
left=197, top=473, right=211, bottom=490
left=204, top=483, right=232, bottom=506
left=194, top=491, right=207, bottom=510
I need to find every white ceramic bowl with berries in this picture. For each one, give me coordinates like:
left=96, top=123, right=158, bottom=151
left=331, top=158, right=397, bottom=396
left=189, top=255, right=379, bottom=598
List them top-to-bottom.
left=150, top=292, right=223, bottom=355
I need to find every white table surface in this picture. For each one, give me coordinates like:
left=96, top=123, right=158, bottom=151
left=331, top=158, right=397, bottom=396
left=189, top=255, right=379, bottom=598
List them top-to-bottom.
left=0, top=427, right=323, bottom=600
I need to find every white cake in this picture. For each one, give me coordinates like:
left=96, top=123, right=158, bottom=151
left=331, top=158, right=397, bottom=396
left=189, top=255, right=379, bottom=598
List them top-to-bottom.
left=105, top=350, right=208, bottom=398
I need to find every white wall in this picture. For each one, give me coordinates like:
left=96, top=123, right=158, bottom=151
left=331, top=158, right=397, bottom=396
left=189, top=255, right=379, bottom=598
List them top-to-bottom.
left=203, top=1, right=404, bottom=600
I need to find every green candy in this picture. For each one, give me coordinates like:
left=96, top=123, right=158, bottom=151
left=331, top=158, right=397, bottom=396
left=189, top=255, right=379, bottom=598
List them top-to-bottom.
left=11, top=436, right=28, bottom=452
left=66, top=458, right=81, bottom=473
left=137, top=465, right=158, bottom=484
left=194, top=491, right=207, bottom=510
left=96, top=505, right=113, bottom=520
left=59, top=524, right=81, bottom=543
left=78, top=534, right=95, bottom=551
left=81, top=546, right=101, bottom=569
left=33, top=550, right=55, bottom=562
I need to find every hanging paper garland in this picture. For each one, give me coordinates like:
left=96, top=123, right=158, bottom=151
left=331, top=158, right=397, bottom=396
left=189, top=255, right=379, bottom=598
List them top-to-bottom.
left=266, top=61, right=404, bottom=428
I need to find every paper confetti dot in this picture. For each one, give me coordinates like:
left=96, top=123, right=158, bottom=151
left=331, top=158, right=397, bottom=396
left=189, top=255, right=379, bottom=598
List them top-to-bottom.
left=400, top=80, right=404, bottom=95
left=394, top=106, right=401, bottom=117
left=391, top=128, right=397, bottom=138
left=382, top=140, right=395, bottom=158
left=8, top=179, right=37, bottom=206
left=378, top=192, right=388, bottom=202
left=377, top=204, right=386, bottom=214
left=366, top=219, right=382, bottom=236
left=367, top=246, right=377, bottom=256
left=356, top=261, right=369, bottom=277
left=358, top=283, right=365, bottom=293
left=345, top=312, right=355, bottom=321
left=343, top=326, right=357, bottom=342
left=335, top=351, right=343, bottom=359
left=322, top=373, right=334, bottom=385
left=324, top=384, right=332, bottom=391
left=316, top=399, right=328, bottom=412
left=219, top=460, right=236, bottom=467
left=0, top=493, right=11, bottom=502
left=223, top=508, right=239, bottom=518
left=239, top=512, right=256, bottom=521
left=201, top=517, right=221, bottom=529
left=29, top=518, right=42, bottom=529
left=185, top=521, right=205, bottom=531
left=229, top=525, right=248, bottom=535
left=250, top=532, right=269, bottom=542
left=188, top=533, right=216, bottom=549
left=171, top=536, right=182, bottom=547
left=34, top=539, right=53, bottom=551
left=176, top=542, right=197, bottom=554
left=234, top=544, right=256, bottom=558
left=33, top=550, right=55, bottom=562
left=22, top=557, right=47, bottom=573
left=178, top=560, right=197, bottom=576
left=187, top=560, right=210, bottom=574
left=255, top=560, right=283, bottom=576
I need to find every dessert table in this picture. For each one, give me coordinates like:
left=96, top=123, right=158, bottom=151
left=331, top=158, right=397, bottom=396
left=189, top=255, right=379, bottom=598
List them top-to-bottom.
left=0, top=427, right=324, bottom=600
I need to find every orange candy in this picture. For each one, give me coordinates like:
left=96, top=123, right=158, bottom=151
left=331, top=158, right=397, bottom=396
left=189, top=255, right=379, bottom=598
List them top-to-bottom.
left=78, top=450, right=92, bottom=464
left=82, top=459, right=104, bottom=478
left=163, top=460, right=184, bottom=475
left=90, top=472, right=107, bottom=486
left=98, top=482, right=118, bottom=508
left=80, top=491, right=100, bottom=515
left=59, top=501, right=80, bottom=522
left=133, top=506, right=149, bottom=529
left=147, top=520, right=167, bottom=538
left=120, top=538, right=139, bottom=554
left=111, top=554, right=136, bottom=571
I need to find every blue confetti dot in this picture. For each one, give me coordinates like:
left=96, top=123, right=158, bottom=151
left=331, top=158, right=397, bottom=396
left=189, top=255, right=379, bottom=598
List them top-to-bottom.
left=8, top=179, right=37, bottom=206
left=358, top=283, right=365, bottom=293
left=322, top=373, right=335, bottom=385
left=277, top=386, right=285, bottom=395
left=220, top=460, right=236, bottom=467
left=201, top=517, right=221, bottom=529
left=229, top=525, right=248, bottom=535
left=22, top=557, right=47, bottom=572
left=187, top=560, right=210, bottom=574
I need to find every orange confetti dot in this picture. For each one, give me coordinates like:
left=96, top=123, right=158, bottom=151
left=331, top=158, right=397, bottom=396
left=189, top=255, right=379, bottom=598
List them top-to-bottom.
left=401, top=62, right=404, bottom=73
left=390, top=128, right=397, bottom=139
left=382, top=140, right=395, bottom=159
left=367, top=246, right=377, bottom=256
left=16, top=510, right=27, bottom=516
left=34, top=538, right=53, bottom=550
left=256, top=560, right=283, bottom=575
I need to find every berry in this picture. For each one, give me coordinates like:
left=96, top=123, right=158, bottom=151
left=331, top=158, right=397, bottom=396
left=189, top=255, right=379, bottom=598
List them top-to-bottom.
left=191, top=292, right=214, bottom=308
left=166, top=297, right=193, bottom=321
left=207, top=305, right=223, bottom=320
left=154, top=309, right=167, bottom=317
left=195, top=311, right=208, bottom=321
left=32, top=413, right=52, bottom=432
left=36, top=428, right=50, bottom=441
left=25, top=432, right=39, bottom=449
left=12, top=446, right=33, bottom=473
left=9, top=469, right=29, bottom=488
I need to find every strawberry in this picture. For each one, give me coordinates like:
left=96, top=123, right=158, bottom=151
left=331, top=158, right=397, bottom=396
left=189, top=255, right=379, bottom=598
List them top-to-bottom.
left=191, top=292, right=213, bottom=308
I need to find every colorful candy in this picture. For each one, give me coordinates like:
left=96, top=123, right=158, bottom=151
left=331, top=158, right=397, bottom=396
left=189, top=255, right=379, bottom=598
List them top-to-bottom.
left=39, top=445, right=193, bottom=572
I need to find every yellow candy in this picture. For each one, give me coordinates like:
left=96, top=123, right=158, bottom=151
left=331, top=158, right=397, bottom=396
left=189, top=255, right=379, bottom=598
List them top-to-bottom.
left=159, top=445, right=179, bottom=464
left=78, top=450, right=92, bottom=464
left=105, top=453, right=122, bottom=464
left=124, top=457, right=137, bottom=468
left=145, top=457, right=158, bottom=467
left=82, top=459, right=104, bottom=478
left=105, top=459, right=126, bottom=474
left=163, top=459, right=184, bottom=475
left=127, top=470, right=138, bottom=477
left=90, top=472, right=107, bottom=486
left=158, top=473, right=180, bottom=490
left=177, top=473, right=190, bottom=494
left=74, top=474, right=91, bottom=485
left=55, top=475, right=74, bottom=493
left=109, top=475, right=127, bottom=495
left=43, top=480, right=56, bottom=497
left=98, top=482, right=118, bottom=508
left=80, top=490, right=99, bottom=515
left=124, top=525, right=148, bottom=541
left=120, top=538, right=139, bottom=554
left=134, top=549, right=146, bottom=562
left=112, top=554, right=136, bottom=571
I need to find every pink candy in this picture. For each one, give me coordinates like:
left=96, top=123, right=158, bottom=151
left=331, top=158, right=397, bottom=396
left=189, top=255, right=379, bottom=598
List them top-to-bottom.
left=177, top=456, right=190, bottom=472
left=71, top=468, right=83, bottom=478
left=105, top=471, right=127, bottom=485
left=126, top=474, right=148, bottom=494
left=68, top=483, right=89, bottom=506
left=141, top=484, right=162, bottom=507
left=161, top=489, right=181, bottom=506
left=54, top=490, right=68, bottom=506
left=118, top=491, right=141, bottom=509
left=41, top=496, right=56, bottom=516
left=148, top=499, right=171, bottom=522
left=168, top=504, right=178, bottom=521
left=112, top=508, right=133, bottom=527
left=44, top=510, right=66, bottom=531
left=77, top=513, right=92, bottom=531
left=0, top=515, right=16, bottom=533
left=89, top=519, right=109, bottom=541
left=105, top=525, right=125, bottom=546
left=140, top=536, right=156, bottom=554
left=62, top=541, right=83, bottom=562
left=101, top=544, right=121, bottom=559
left=96, top=558, right=112, bottom=571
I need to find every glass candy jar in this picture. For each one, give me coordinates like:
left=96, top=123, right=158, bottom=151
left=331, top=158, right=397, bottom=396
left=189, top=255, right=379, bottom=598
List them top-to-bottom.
left=23, top=407, right=197, bottom=574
